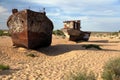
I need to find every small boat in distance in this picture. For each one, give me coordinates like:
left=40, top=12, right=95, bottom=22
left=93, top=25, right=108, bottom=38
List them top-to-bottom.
left=62, top=20, right=91, bottom=42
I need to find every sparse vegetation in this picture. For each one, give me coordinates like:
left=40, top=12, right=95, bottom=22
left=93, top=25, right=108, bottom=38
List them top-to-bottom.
left=0, top=30, right=10, bottom=36
left=0, top=30, right=4, bottom=36
left=52, top=30, right=65, bottom=38
left=91, top=32, right=120, bottom=39
left=111, top=32, right=119, bottom=36
left=98, top=34, right=103, bottom=37
left=103, top=35, right=106, bottom=37
left=109, top=37, right=114, bottom=39
left=82, top=44, right=102, bottom=50
left=26, top=53, right=36, bottom=57
left=102, top=58, right=120, bottom=80
left=0, top=64, right=10, bottom=70
left=70, top=71, right=96, bottom=80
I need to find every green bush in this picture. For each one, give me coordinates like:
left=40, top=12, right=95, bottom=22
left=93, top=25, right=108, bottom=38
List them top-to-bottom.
left=0, top=30, right=10, bottom=36
left=0, top=30, right=3, bottom=36
left=53, top=30, right=65, bottom=36
left=3, top=32, right=11, bottom=36
left=111, top=32, right=118, bottom=36
left=82, top=44, right=102, bottom=50
left=26, top=53, right=36, bottom=57
left=102, top=58, right=120, bottom=80
left=0, top=64, right=10, bottom=70
left=70, top=71, right=96, bottom=80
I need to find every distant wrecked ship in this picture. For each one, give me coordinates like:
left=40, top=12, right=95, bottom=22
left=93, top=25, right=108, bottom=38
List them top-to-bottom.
left=7, top=9, right=53, bottom=49
left=62, top=20, right=91, bottom=41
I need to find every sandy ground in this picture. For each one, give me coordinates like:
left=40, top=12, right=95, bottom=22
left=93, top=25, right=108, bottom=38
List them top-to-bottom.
left=0, top=35, right=120, bottom=80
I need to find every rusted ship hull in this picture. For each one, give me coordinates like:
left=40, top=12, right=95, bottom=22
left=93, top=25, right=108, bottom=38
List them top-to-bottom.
left=7, top=9, right=53, bottom=49
left=63, top=20, right=91, bottom=42
left=11, top=30, right=28, bottom=48
left=11, top=31, right=52, bottom=49
left=28, top=31, right=52, bottom=48
left=69, top=31, right=91, bottom=41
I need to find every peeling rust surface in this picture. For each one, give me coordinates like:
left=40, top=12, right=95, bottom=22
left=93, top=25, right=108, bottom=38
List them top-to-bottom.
left=7, top=9, right=53, bottom=49
left=69, top=32, right=91, bottom=41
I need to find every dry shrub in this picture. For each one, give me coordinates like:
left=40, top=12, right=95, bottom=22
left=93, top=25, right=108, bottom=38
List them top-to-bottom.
left=102, top=58, right=120, bottom=80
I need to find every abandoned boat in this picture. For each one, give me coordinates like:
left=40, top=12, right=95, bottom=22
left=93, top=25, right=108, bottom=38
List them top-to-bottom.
left=7, top=9, right=53, bottom=49
left=62, top=20, right=91, bottom=41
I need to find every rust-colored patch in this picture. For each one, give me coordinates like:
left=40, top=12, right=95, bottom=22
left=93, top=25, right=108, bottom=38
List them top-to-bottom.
left=7, top=9, right=53, bottom=49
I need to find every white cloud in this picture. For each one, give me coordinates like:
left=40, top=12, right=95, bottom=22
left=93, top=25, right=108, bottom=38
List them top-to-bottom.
left=1, top=0, right=120, bottom=31
left=22, top=0, right=115, bottom=5
left=23, top=0, right=119, bottom=17
left=0, top=6, right=7, bottom=13
left=0, top=6, right=10, bottom=29
left=0, top=6, right=9, bottom=21
left=47, top=12, right=60, bottom=16
left=49, top=13, right=120, bottom=31
left=81, top=17, right=120, bottom=31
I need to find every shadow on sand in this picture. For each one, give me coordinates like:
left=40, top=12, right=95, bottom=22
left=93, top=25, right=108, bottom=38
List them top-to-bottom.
left=89, top=40, right=109, bottom=43
left=89, top=40, right=120, bottom=43
left=37, top=44, right=120, bottom=56
left=0, top=69, right=19, bottom=75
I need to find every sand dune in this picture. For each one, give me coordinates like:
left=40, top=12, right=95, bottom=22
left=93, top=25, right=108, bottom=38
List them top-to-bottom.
left=0, top=35, right=120, bottom=80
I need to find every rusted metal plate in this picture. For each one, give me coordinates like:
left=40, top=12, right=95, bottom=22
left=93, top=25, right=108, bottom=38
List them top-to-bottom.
left=7, top=9, right=53, bottom=49
left=63, top=20, right=91, bottom=42
left=67, top=29, right=81, bottom=36
left=69, top=31, right=91, bottom=41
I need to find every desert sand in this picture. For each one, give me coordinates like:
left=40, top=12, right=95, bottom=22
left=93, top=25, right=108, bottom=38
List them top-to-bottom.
left=0, top=35, right=120, bottom=80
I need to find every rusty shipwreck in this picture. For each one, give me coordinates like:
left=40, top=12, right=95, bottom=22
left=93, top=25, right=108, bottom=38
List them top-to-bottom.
left=7, top=9, right=53, bottom=49
left=62, top=20, right=91, bottom=41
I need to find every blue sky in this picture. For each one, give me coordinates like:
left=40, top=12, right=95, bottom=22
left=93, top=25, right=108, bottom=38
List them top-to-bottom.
left=0, top=0, right=120, bottom=32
